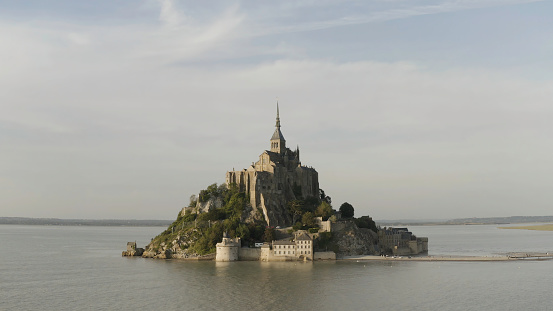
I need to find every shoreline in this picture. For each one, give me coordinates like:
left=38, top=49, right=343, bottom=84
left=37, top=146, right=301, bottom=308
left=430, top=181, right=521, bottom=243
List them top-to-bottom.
left=340, top=254, right=553, bottom=262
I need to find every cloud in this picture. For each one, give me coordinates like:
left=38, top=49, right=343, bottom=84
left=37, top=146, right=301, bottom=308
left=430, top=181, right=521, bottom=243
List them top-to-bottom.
left=1, top=0, right=551, bottom=219
left=158, top=0, right=185, bottom=28
left=247, top=0, right=546, bottom=36
left=2, top=51, right=553, bottom=219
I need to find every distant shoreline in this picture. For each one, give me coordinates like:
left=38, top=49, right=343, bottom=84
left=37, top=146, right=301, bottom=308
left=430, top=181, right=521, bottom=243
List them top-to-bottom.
left=0, top=217, right=172, bottom=227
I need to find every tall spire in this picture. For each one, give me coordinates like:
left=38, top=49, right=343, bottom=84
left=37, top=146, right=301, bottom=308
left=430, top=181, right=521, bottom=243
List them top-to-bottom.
left=270, top=102, right=286, bottom=154
left=276, top=102, right=281, bottom=129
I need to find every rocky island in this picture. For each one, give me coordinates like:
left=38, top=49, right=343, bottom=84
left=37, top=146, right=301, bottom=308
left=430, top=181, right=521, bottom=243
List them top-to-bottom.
left=125, top=105, right=428, bottom=261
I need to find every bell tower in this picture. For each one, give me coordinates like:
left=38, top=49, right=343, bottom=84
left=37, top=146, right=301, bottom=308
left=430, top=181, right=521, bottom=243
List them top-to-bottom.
left=270, top=103, right=286, bottom=154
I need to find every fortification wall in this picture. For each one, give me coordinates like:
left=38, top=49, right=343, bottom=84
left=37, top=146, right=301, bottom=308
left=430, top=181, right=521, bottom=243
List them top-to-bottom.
left=315, top=217, right=331, bottom=232
left=239, top=248, right=261, bottom=261
left=314, top=252, right=336, bottom=260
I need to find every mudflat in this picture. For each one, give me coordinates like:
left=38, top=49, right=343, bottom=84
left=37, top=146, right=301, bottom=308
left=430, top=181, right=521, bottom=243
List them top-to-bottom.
left=498, top=224, right=553, bottom=231
left=342, top=254, right=553, bottom=262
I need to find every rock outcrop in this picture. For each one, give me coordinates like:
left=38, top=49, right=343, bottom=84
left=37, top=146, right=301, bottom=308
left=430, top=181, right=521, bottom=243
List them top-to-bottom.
left=331, top=221, right=379, bottom=256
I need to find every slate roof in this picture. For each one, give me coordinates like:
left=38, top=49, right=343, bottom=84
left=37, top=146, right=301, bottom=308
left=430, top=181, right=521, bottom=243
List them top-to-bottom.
left=271, top=128, right=285, bottom=141
left=264, top=150, right=282, bottom=163
left=295, top=232, right=312, bottom=241
left=272, top=240, right=295, bottom=245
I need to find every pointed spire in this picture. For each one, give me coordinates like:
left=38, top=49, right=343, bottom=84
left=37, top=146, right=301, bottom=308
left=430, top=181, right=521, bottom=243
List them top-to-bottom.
left=270, top=101, right=286, bottom=153
left=276, top=102, right=281, bottom=129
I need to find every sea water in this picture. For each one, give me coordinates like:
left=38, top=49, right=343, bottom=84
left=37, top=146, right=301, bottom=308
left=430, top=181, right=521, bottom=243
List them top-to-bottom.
left=1, top=224, right=552, bottom=310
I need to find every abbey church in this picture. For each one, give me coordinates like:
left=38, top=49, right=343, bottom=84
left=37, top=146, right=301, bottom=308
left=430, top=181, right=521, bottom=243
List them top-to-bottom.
left=226, top=105, right=319, bottom=227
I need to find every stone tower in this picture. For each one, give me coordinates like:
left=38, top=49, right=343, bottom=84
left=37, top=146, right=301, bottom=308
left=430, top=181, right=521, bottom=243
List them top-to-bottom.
left=225, top=104, right=320, bottom=227
left=270, top=104, right=286, bottom=154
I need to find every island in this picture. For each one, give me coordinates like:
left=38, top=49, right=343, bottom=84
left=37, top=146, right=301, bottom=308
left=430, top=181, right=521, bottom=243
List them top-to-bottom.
left=125, top=104, right=428, bottom=261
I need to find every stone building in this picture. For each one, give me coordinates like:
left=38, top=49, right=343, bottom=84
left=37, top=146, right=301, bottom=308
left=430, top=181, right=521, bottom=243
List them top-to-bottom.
left=226, top=105, right=319, bottom=226
left=378, top=227, right=428, bottom=256
left=215, top=232, right=240, bottom=262
left=271, top=232, right=313, bottom=261
left=122, top=241, right=144, bottom=257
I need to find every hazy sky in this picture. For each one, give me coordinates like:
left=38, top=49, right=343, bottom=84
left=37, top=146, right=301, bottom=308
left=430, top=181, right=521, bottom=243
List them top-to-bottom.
left=2, top=0, right=552, bottom=220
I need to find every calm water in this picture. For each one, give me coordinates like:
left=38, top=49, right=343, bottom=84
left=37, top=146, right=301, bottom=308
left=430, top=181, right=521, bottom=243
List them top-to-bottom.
left=1, top=224, right=552, bottom=310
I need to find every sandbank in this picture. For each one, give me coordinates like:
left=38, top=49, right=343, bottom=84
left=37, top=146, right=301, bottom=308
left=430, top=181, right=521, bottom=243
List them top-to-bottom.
left=498, top=224, right=553, bottom=231
left=341, top=254, right=553, bottom=262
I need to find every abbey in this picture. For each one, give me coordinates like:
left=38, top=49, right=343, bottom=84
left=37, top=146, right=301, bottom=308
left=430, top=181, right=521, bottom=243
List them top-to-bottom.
left=226, top=105, right=319, bottom=227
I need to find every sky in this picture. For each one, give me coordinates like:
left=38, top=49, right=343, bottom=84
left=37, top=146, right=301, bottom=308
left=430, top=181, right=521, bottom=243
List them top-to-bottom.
left=1, top=0, right=553, bottom=221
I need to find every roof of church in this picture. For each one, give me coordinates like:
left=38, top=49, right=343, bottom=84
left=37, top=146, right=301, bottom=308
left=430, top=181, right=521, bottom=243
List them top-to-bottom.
left=270, top=103, right=286, bottom=141
left=271, top=127, right=285, bottom=141
left=262, top=150, right=282, bottom=161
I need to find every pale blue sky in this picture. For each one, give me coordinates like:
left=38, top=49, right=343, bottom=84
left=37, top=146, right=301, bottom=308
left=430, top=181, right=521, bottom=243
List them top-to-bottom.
left=1, top=0, right=552, bottom=220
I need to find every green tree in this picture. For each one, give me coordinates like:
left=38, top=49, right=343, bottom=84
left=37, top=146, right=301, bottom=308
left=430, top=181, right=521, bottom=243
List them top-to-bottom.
left=199, top=183, right=219, bottom=202
left=223, top=192, right=246, bottom=221
left=189, top=194, right=197, bottom=207
left=288, top=199, right=305, bottom=224
left=315, top=201, right=333, bottom=220
left=339, top=202, right=354, bottom=218
left=302, top=212, right=317, bottom=228
left=354, top=216, right=378, bottom=233
left=236, top=223, right=250, bottom=240
left=263, top=227, right=276, bottom=242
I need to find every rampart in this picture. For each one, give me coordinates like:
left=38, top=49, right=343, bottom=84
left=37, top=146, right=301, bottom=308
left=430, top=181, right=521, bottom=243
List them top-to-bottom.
left=314, top=252, right=336, bottom=260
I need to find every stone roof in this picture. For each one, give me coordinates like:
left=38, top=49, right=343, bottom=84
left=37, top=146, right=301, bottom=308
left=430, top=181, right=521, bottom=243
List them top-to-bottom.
left=271, top=127, right=285, bottom=142
left=264, top=150, right=282, bottom=163
left=295, top=233, right=312, bottom=241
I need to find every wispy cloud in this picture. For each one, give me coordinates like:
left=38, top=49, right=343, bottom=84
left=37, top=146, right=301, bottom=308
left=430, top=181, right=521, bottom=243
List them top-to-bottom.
left=158, top=0, right=185, bottom=28
left=251, top=0, right=546, bottom=35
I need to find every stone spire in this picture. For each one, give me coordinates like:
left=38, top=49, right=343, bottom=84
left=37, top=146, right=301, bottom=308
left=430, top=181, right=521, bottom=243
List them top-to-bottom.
left=270, top=102, right=286, bottom=154
left=276, top=102, right=281, bottom=128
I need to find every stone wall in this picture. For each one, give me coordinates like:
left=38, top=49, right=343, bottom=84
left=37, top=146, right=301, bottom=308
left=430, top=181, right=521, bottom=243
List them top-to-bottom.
left=315, top=217, right=331, bottom=232
left=238, top=248, right=262, bottom=261
left=314, top=252, right=336, bottom=260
